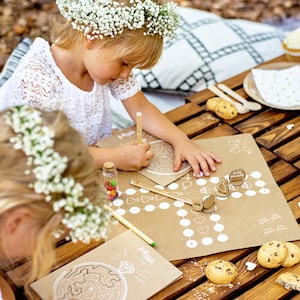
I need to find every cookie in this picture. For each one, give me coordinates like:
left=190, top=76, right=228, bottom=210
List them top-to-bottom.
left=206, top=97, right=222, bottom=112
left=206, top=97, right=238, bottom=120
left=214, top=99, right=238, bottom=120
left=257, top=240, right=288, bottom=268
left=282, top=242, right=300, bottom=267
left=205, top=259, right=238, bottom=284
left=275, top=272, right=300, bottom=291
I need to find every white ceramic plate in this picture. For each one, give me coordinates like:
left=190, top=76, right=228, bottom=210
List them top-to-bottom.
left=243, top=62, right=300, bottom=110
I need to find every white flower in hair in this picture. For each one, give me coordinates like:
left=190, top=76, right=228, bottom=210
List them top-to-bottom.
left=56, top=0, right=179, bottom=40
left=5, top=106, right=111, bottom=244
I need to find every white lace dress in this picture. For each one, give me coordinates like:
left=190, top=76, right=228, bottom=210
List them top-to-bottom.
left=0, top=37, right=141, bottom=145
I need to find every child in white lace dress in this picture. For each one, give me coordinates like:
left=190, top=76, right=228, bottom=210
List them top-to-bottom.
left=0, top=0, right=221, bottom=177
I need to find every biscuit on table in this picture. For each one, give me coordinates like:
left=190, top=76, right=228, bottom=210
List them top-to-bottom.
left=206, top=97, right=222, bottom=111
left=206, top=97, right=238, bottom=120
left=215, top=99, right=238, bottom=120
left=257, top=240, right=288, bottom=268
left=282, top=242, right=300, bottom=267
left=205, top=259, right=238, bottom=284
left=275, top=272, right=300, bottom=291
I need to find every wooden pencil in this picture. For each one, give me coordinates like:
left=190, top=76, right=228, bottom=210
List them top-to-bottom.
left=136, top=111, right=143, bottom=144
left=129, top=179, right=193, bottom=206
left=104, top=204, right=156, bottom=247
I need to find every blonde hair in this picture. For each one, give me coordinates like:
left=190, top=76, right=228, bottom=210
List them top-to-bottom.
left=51, top=15, right=163, bottom=70
left=0, top=108, right=106, bottom=290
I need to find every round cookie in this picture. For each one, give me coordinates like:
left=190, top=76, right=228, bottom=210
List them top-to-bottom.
left=206, top=97, right=223, bottom=112
left=214, top=99, right=238, bottom=120
left=257, top=240, right=288, bottom=268
left=282, top=242, right=300, bottom=267
left=205, top=259, right=238, bottom=284
left=275, top=272, right=300, bottom=291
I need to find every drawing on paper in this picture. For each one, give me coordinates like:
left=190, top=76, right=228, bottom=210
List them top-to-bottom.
left=145, top=140, right=190, bottom=175
left=53, top=262, right=128, bottom=300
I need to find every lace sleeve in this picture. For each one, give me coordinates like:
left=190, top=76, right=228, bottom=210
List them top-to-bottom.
left=0, top=38, right=63, bottom=111
left=109, top=72, right=141, bottom=100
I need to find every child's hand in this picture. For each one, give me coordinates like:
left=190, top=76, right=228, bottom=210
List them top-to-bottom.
left=173, top=140, right=221, bottom=177
left=115, top=142, right=154, bottom=171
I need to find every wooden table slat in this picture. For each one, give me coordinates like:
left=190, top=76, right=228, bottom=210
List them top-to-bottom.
left=165, top=102, right=203, bottom=124
left=235, top=110, right=296, bottom=136
left=177, top=112, right=220, bottom=137
left=255, top=115, right=300, bottom=149
left=193, top=123, right=238, bottom=139
left=274, top=136, right=300, bottom=163
left=269, top=160, right=298, bottom=184
left=279, top=175, right=300, bottom=201
left=288, top=196, right=300, bottom=221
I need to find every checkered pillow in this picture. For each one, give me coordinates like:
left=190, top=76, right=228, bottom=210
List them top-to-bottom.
left=133, top=7, right=285, bottom=95
left=0, top=37, right=32, bottom=87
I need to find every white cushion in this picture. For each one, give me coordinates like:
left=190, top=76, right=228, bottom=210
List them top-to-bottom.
left=133, top=7, right=285, bottom=95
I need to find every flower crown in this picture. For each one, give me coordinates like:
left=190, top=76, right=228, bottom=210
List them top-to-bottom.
left=56, top=0, right=180, bottom=40
left=5, top=106, right=111, bottom=244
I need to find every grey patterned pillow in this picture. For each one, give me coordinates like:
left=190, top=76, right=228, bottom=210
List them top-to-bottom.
left=133, top=7, right=285, bottom=95
left=0, top=37, right=32, bottom=87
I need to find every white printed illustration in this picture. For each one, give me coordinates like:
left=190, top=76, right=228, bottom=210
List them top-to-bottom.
left=146, top=140, right=191, bottom=175
left=53, top=262, right=128, bottom=300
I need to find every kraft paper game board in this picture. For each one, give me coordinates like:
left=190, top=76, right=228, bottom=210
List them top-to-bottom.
left=105, top=133, right=300, bottom=261
left=31, top=231, right=182, bottom=300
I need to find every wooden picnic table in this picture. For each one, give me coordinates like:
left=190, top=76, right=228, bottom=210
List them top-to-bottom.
left=8, top=54, right=300, bottom=299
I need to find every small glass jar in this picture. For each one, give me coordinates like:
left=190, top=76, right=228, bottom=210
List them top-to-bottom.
left=102, top=161, right=119, bottom=201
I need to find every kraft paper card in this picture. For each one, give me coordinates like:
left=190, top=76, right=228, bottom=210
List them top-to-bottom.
left=96, top=126, right=191, bottom=186
left=106, top=133, right=300, bottom=261
left=31, top=230, right=182, bottom=300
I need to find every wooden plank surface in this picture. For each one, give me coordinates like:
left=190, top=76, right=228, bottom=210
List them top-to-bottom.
left=4, top=54, right=300, bottom=300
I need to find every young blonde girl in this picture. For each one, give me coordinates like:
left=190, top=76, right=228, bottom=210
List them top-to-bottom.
left=0, top=0, right=221, bottom=177
left=0, top=105, right=110, bottom=299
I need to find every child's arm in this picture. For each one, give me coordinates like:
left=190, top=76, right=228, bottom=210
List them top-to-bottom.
left=122, top=91, right=222, bottom=177
left=89, top=142, right=154, bottom=171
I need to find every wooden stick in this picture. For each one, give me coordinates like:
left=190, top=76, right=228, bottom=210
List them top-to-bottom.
left=136, top=111, right=143, bottom=144
left=129, top=179, right=193, bottom=206
left=104, top=204, right=156, bottom=247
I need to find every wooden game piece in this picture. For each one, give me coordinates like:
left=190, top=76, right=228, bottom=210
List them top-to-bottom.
left=229, top=168, right=246, bottom=186
left=216, top=177, right=229, bottom=197
left=203, top=194, right=215, bottom=209
left=192, top=195, right=215, bottom=212
left=192, top=198, right=203, bottom=212
left=202, top=205, right=217, bottom=214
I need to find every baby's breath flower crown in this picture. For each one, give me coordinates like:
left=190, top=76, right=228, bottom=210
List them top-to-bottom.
left=56, top=0, right=180, bottom=40
left=5, top=105, right=111, bottom=244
